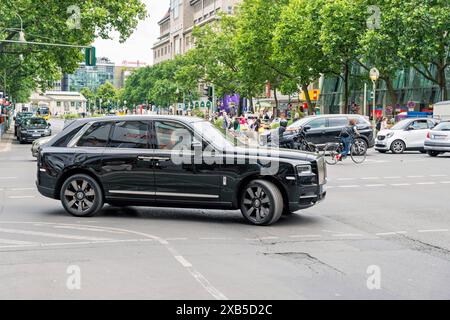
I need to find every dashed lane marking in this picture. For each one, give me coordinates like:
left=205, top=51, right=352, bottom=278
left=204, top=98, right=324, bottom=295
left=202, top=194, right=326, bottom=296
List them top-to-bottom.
left=416, top=182, right=436, bottom=185
left=365, top=184, right=386, bottom=187
left=0, top=227, right=112, bottom=241
left=418, top=229, right=449, bottom=233
left=376, top=231, right=408, bottom=236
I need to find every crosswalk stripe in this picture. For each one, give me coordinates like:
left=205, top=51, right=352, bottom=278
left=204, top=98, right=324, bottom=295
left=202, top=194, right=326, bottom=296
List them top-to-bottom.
left=0, top=227, right=112, bottom=241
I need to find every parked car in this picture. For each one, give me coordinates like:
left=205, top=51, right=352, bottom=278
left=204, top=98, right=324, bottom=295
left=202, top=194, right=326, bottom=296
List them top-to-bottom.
left=14, top=112, right=34, bottom=137
left=36, top=115, right=327, bottom=226
left=263, top=115, right=375, bottom=152
left=17, top=117, right=52, bottom=144
left=375, top=118, right=438, bottom=154
left=424, top=121, right=450, bottom=157
left=31, top=136, right=53, bottom=158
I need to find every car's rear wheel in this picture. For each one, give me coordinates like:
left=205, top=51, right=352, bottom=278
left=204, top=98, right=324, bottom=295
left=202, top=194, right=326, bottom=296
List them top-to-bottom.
left=390, top=140, right=406, bottom=154
left=377, top=150, right=387, bottom=154
left=427, top=151, right=440, bottom=157
left=60, top=174, right=104, bottom=217
left=240, top=180, right=283, bottom=226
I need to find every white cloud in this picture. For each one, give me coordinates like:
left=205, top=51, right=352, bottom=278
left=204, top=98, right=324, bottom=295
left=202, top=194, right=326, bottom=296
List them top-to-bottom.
left=93, top=0, right=169, bottom=66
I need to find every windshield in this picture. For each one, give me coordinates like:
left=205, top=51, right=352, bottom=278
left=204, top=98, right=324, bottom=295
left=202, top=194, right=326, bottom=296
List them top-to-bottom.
left=18, top=113, right=33, bottom=118
left=288, top=117, right=313, bottom=130
left=24, top=118, right=47, bottom=126
left=390, top=119, right=411, bottom=130
left=192, top=121, right=251, bottom=149
left=433, top=122, right=450, bottom=131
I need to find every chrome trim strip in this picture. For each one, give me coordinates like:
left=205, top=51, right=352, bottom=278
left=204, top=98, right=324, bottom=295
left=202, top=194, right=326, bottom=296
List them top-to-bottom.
left=108, top=190, right=219, bottom=199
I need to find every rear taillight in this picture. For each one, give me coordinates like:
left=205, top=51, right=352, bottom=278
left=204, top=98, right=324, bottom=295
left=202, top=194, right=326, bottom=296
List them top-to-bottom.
left=427, top=132, right=430, bottom=139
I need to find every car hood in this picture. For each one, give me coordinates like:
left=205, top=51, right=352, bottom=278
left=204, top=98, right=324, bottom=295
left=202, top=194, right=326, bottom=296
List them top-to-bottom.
left=22, top=125, right=48, bottom=130
left=377, top=129, right=394, bottom=136
left=232, top=146, right=319, bottom=162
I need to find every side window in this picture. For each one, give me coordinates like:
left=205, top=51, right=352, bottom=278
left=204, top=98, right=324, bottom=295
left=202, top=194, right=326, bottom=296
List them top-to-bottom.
left=328, top=117, right=348, bottom=128
left=308, top=118, right=327, bottom=129
left=411, top=120, right=428, bottom=130
left=427, top=120, right=436, bottom=129
left=109, top=121, right=149, bottom=149
left=154, top=121, right=193, bottom=150
left=77, top=122, right=112, bottom=147
left=53, top=126, right=83, bottom=147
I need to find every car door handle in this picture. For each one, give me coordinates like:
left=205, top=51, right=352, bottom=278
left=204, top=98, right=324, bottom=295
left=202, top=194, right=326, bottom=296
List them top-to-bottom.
left=137, top=156, right=153, bottom=162
left=151, top=157, right=170, bottom=162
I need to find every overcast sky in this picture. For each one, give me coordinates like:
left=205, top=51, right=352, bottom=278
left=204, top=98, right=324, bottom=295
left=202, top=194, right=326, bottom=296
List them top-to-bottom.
left=93, top=0, right=169, bottom=66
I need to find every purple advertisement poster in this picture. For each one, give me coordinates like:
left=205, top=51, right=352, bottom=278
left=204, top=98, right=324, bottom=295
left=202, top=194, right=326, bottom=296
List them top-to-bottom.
left=219, top=94, right=240, bottom=114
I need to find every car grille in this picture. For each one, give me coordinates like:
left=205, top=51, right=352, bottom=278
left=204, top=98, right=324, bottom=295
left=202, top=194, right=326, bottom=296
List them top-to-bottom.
left=377, top=135, right=386, bottom=141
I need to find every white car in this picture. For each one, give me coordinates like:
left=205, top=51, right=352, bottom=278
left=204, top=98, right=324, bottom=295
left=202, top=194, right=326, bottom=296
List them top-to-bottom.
left=375, top=118, right=438, bottom=154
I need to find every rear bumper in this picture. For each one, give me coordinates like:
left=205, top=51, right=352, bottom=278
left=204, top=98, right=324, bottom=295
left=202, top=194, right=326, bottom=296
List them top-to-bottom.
left=424, top=141, right=450, bottom=152
left=36, top=181, right=56, bottom=199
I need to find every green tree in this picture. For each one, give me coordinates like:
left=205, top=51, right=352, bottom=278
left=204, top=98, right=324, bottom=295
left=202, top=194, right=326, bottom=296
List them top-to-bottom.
left=0, top=0, right=146, bottom=101
left=320, top=0, right=367, bottom=113
left=96, top=81, right=117, bottom=111
left=80, top=87, right=96, bottom=113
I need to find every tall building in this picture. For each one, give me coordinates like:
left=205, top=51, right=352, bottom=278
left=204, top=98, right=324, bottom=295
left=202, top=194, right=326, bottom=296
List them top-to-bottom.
left=152, top=0, right=241, bottom=64
left=62, top=57, right=115, bottom=92
left=114, top=60, right=148, bottom=89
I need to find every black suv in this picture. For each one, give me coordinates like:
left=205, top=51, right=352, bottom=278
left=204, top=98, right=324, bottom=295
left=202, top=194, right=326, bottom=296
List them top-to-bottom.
left=284, top=115, right=375, bottom=151
left=36, top=116, right=327, bottom=226
left=17, top=117, right=52, bottom=143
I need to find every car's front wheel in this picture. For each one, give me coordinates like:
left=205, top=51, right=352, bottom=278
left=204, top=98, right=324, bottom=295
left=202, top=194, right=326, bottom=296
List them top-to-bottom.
left=390, top=140, right=406, bottom=154
left=427, top=151, right=441, bottom=157
left=60, top=174, right=104, bottom=217
left=240, top=180, right=283, bottom=226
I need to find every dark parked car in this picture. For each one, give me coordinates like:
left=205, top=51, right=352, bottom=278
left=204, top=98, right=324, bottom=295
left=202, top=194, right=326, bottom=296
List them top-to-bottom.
left=14, top=112, right=34, bottom=136
left=268, top=115, right=375, bottom=152
left=36, top=116, right=327, bottom=226
left=17, top=117, right=52, bottom=144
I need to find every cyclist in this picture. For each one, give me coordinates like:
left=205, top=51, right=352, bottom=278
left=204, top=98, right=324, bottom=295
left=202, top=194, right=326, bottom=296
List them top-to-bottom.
left=336, top=119, right=360, bottom=161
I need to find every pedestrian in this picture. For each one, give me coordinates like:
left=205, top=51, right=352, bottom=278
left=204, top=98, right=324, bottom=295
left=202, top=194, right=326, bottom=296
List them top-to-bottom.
left=233, top=116, right=240, bottom=132
left=381, top=117, right=389, bottom=131
left=337, top=119, right=360, bottom=161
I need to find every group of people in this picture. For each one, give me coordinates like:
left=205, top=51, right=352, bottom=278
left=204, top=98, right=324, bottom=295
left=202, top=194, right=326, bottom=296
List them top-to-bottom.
left=218, top=112, right=265, bottom=134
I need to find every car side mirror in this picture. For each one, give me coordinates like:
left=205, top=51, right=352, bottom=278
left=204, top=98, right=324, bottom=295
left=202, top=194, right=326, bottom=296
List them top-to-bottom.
left=48, top=123, right=51, bottom=127
left=304, top=126, right=311, bottom=132
left=406, top=126, right=414, bottom=131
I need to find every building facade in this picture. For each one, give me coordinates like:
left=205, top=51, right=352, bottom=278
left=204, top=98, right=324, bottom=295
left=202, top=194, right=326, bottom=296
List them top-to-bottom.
left=152, top=0, right=241, bottom=64
left=62, top=57, right=115, bottom=92
left=114, top=60, right=148, bottom=89
left=29, top=91, right=87, bottom=116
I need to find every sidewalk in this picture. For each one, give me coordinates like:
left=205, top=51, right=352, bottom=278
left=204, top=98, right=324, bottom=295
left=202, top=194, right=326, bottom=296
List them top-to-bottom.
left=0, top=130, right=14, bottom=153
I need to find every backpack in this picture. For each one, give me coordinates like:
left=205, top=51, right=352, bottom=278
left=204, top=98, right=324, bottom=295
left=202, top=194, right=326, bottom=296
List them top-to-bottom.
left=340, top=126, right=353, bottom=138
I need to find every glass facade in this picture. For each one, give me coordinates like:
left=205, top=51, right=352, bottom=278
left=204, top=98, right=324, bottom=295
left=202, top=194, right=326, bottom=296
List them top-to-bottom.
left=65, top=58, right=115, bottom=92
left=320, top=64, right=450, bottom=115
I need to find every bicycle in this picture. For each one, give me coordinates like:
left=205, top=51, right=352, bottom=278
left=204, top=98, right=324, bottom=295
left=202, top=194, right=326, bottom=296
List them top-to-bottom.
left=323, top=137, right=367, bottom=165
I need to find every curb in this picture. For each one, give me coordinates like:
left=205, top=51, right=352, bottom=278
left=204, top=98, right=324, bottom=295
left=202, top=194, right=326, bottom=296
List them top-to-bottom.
left=0, top=131, right=14, bottom=153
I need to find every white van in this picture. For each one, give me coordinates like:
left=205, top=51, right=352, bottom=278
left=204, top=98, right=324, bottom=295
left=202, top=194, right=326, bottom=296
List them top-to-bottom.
left=433, top=101, right=450, bottom=121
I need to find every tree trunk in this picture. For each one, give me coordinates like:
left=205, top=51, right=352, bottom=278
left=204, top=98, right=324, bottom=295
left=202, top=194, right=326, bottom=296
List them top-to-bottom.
left=343, top=62, right=349, bottom=114
left=438, top=65, right=448, bottom=101
left=385, top=77, right=398, bottom=107
left=302, top=83, right=313, bottom=115
left=274, top=87, right=279, bottom=117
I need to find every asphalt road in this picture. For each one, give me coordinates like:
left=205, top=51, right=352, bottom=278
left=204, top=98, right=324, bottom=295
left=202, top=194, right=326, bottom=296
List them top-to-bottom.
left=0, top=118, right=449, bottom=300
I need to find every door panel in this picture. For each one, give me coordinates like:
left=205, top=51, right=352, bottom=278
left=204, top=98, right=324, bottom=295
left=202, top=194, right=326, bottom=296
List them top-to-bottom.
left=305, top=118, right=328, bottom=144
left=100, top=120, right=155, bottom=201
left=152, top=120, right=221, bottom=204
left=404, top=120, right=429, bottom=148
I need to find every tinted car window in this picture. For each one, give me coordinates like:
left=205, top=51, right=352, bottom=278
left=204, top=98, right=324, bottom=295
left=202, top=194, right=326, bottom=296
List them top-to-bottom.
left=328, top=117, right=348, bottom=127
left=308, top=118, right=327, bottom=129
left=109, top=121, right=149, bottom=149
left=155, top=121, right=193, bottom=150
left=77, top=122, right=112, bottom=148
left=433, top=122, right=450, bottom=131
left=53, top=126, right=84, bottom=147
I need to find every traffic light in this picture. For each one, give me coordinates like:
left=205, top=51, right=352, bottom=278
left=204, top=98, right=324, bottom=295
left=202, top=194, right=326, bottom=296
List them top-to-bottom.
left=85, top=47, right=96, bottom=67
left=203, top=86, right=213, bottom=102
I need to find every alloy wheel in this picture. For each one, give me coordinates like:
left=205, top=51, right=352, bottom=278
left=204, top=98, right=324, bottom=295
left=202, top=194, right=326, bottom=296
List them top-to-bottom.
left=63, top=179, right=96, bottom=214
left=242, top=186, right=271, bottom=224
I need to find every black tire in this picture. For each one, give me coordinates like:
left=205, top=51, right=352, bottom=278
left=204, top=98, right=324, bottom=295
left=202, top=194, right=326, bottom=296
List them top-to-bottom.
left=354, top=138, right=368, bottom=154
left=390, top=140, right=406, bottom=154
left=419, top=149, right=426, bottom=154
left=377, top=150, right=387, bottom=154
left=427, top=151, right=440, bottom=157
left=60, top=174, right=104, bottom=217
left=240, top=180, right=283, bottom=226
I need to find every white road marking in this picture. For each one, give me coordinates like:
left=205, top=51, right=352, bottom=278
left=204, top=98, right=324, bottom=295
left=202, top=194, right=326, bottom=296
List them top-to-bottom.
left=430, top=174, right=448, bottom=177
left=407, top=175, right=424, bottom=178
left=384, top=176, right=401, bottom=179
left=361, top=177, right=380, bottom=180
left=337, top=178, right=356, bottom=181
left=440, top=181, right=450, bottom=184
left=416, top=182, right=436, bottom=185
left=391, top=183, right=411, bottom=186
left=365, top=184, right=386, bottom=187
left=338, top=185, right=360, bottom=188
left=9, top=188, right=35, bottom=191
left=8, top=196, right=36, bottom=199
left=53, top=226, right=126, bottom=234
left=0, top=227, right=112, bottom=241
left=418, top=229, right=449, bottom=233
left=376, top=231, right=407, bottom=236
left=332, top=234, right=364, bottom=237
left=289, top=235, right=322, bottom=238
left=259, top=236, right=279, bottom=240
left=165, top=237, right=189, bottom=241
left=199, top=237, right=231, bottom=241
left=0, top=238, right=39, bottom=245
left=174, top=255, right=193, bottom=268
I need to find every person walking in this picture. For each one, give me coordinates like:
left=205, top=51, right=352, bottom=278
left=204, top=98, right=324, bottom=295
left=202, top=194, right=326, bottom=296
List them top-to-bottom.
left=381, top=117, right=389, bottom=131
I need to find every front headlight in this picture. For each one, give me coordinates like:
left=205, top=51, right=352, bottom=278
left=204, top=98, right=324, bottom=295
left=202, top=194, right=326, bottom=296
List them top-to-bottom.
left=44, top=129, right=51, bottom=135
left=386, top=132, right=395, bottom=138
left=296, top=164, right=313, bottom=176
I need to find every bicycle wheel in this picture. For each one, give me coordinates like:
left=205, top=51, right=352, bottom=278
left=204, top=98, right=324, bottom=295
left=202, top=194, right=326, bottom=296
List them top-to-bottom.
left=350, top=142, right=367, bottom=164
left=323, top=143, right=339, bottom=165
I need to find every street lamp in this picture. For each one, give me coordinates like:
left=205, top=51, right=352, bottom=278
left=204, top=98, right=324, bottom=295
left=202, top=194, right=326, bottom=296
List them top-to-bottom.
left=13, top=13, right=26, bottom=43
left=370, top=67, right=380, bottom=130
